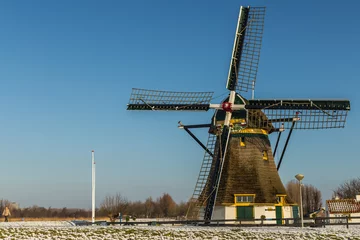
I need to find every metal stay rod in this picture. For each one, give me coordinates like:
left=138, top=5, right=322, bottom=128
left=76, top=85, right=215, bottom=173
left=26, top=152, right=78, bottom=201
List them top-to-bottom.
left=277, top=120, right=297, bottom=171
left=273, top=123, right=284, bottom=157
left=183, top=127, right=214, bottom=158
left=273, top=131, right=282, bottom=158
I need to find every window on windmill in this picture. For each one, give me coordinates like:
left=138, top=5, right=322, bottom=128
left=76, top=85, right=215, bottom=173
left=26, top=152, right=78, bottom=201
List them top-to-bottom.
left=240, top=137, right=246, bottom=147
left=262, top=150, right=268, bottom=160
left=235, top=195, right=254, bottom=203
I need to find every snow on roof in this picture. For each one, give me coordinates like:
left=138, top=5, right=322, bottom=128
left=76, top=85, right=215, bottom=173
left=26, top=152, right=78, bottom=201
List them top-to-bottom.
left=327, top=199, right=360, bottom=214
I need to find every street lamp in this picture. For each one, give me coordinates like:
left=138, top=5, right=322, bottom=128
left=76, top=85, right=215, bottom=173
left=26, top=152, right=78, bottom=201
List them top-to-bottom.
left=295, top=174, right=304, bottom=228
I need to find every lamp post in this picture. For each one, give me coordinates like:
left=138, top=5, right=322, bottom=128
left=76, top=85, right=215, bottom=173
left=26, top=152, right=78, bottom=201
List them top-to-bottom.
left=295, top=174, right=304, bottom=228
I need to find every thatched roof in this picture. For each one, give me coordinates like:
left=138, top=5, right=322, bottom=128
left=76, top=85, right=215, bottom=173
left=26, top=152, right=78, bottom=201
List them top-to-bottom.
left=199, top=133, right=293, bottom=206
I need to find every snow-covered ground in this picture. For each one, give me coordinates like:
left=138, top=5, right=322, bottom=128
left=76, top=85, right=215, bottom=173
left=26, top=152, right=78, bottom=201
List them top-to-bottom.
left=0, top=221, right=359, bottom=239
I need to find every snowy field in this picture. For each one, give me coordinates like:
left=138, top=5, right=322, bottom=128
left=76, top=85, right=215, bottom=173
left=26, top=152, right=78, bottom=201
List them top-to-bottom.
left=0, top=221, right=359, bottom=239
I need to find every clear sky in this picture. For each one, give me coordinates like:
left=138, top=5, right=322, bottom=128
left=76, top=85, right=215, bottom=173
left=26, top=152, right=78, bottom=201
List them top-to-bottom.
left=0, top=0, right=358, bottom=209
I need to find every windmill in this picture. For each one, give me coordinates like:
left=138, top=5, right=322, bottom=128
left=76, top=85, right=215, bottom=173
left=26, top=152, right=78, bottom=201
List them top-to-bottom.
left=127, top=6, right=350, bottom=223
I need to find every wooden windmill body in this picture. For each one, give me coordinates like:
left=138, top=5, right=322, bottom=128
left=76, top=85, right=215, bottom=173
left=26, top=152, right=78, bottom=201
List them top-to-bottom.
left=127, top=6, right=350, bottom=223
left=195, top=94, right=296, bottom=222
left=205, top=98, right=289, bottom=204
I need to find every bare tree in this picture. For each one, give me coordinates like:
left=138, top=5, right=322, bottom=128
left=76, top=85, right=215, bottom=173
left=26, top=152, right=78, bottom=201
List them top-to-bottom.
left=333, top=177, right=360, bottom=199
left=286, top=180, right=322, bottom=216
left=286, top=180, right=300, bottom=204
left=303, top=184, right=322, bottom=215
left=100, top=193, right=128, bottom=222
left=158, top=193, right=176, bottom=218
left=144, top=197, right=154, bottom=218
left=153, top=199, right=162, bottom=218
left=127, top=201, right=145, bottom=218
left=175, top=201, right=189, bottom=219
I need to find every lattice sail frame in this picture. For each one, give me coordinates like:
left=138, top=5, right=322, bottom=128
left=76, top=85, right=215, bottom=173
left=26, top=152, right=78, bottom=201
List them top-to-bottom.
left=236, top=7, right=265, bottom=92
left=127, top=88, right=214, bottom=111
left=246, top=99, right=350, bottom=130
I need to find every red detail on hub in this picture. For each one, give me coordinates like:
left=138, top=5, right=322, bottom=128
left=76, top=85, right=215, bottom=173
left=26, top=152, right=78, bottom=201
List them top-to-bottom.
left=222, top=102, right=233, bottom=112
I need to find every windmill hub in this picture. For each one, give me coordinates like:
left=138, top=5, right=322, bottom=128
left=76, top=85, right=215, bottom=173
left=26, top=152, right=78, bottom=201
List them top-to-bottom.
left=221, top=102, right=233, bottom=112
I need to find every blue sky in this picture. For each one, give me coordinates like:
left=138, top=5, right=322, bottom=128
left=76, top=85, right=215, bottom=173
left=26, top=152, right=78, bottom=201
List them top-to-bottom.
left=0, top=0, right=358, bottom=209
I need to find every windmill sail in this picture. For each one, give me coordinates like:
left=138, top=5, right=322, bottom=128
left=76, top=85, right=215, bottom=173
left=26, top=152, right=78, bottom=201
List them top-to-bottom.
left=226, top=7, right=266, bottom=92
left=236, top=7, right=265, bottom=93
left=127, top=88, right=213, bottom=111
left=246, top=99, right=350, bottom=129
left=203, top=126, right=232, bottom=221
left=186, top=133, right=218, bottom=220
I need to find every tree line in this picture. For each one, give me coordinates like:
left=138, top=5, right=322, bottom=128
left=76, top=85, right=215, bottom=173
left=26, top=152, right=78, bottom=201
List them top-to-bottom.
left=1, top=177, right=359, bottom=219
left=333, top=177, right=360, bottom=199
left=0, top=193, right=188, bottom=220
left=98, top=193, right=188, bottom=221
left=0, top=202, right=93, bottom=219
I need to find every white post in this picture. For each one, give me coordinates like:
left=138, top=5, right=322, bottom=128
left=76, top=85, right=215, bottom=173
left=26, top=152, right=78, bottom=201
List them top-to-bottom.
left=92, top=150, right=96, bottom=223
left=295, top=174, right=304, bottom=228
left=299, top=180, right=304, bottom=228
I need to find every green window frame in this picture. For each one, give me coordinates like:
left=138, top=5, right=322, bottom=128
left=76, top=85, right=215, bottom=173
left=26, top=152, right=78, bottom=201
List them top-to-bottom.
left=235, top=195, right=254, bottom=203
